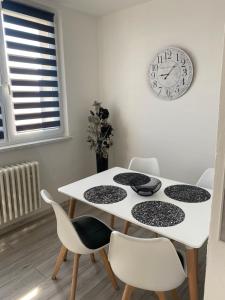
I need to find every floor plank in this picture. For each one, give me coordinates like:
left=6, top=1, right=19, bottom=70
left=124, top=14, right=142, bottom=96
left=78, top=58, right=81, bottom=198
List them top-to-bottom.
left=0, top=202, right=207, bottom=300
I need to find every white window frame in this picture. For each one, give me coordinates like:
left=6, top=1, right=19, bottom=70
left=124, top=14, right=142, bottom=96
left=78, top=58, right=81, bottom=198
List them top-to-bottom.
left=0, top=0, right=69, bottom=149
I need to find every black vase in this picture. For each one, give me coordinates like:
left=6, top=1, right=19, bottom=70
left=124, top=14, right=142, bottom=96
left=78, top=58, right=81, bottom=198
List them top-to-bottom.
left=96, top=153, right=108, bottom=173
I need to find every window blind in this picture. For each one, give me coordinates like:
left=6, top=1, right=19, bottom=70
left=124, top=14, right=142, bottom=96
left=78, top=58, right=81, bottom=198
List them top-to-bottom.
left=2, top=0, right=61, bottom=133
left=0, top=105, right=4, bottom=140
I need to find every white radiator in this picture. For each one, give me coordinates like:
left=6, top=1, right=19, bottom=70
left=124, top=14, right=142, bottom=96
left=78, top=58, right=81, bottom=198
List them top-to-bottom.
left=0, top=161, right=41, bottom=225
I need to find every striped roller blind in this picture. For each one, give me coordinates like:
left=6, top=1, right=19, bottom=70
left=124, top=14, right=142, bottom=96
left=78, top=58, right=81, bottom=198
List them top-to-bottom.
left=2, top=0, right=61, bottom=133
left=0, top=105, right=4, bottom=140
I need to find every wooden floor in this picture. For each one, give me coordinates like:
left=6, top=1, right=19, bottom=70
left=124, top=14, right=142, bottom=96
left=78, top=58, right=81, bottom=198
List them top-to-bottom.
left=0, top=201, right=207, bottom=300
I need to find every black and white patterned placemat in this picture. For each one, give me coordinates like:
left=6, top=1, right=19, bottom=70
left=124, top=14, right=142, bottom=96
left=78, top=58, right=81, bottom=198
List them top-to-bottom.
left=113, top=172, right=150, bottom=186
left=84, top=185, right=127, bottom=204
left=164, top=185, right=211, bottom=203
left=132, top=201, right=185, bottom=227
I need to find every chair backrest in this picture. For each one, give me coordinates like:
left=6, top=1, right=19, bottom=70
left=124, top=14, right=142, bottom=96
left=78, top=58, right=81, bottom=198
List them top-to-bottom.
left=128, top=157, right=160, bottom=176
left=196, top=168, right=214, bottom=189
left=40, top=190, right=90, bottom=254
left=109, top=232, right=186, bottom=292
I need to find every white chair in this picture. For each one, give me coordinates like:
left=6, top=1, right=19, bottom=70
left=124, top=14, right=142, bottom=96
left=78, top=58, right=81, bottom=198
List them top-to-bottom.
left=122, top=157, right=160, bottom=234
left=128, top=157, right=160, bottom=176
left=196, top=168, right=214, bottom=189
left=40, top=190, right=118, bottom=300
left=109, top=232, right=186, bottom=300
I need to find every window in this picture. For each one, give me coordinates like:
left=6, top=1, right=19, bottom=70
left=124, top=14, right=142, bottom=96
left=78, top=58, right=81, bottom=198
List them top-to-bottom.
left=0, top=0, right=66, bottom=148
left=0, top=105, right=5, bottom=141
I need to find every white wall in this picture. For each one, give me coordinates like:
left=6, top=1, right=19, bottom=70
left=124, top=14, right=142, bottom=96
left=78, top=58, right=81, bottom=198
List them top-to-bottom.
left=98, top=0, right=224, bottom=183
left=0, top=1, right=99, bottom=202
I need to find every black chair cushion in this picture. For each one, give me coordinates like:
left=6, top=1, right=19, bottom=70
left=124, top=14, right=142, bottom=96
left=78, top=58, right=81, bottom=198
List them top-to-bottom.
left=72, top=216, right=112, bottom=250
left=177, top=250, right=185, bottom=268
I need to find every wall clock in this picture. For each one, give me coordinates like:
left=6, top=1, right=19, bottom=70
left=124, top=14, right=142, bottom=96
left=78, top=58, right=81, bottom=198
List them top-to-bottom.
left=148, top=47, right=194, bottom=100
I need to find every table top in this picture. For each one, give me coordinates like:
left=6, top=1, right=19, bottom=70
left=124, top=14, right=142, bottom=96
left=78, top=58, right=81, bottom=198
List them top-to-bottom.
left=58, top=167, right=212, bottom=249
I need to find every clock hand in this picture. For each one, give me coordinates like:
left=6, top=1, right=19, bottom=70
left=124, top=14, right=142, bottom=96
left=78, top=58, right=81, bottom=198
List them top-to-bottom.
left=160, top=65, right=176, bottom=79
left=164, top=65, right=176, bottom=79
left=159, top=66, right=176, bottom=79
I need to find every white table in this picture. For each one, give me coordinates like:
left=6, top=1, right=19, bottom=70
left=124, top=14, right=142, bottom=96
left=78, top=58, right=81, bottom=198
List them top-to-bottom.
left=58, top=167, right=212, bottom=300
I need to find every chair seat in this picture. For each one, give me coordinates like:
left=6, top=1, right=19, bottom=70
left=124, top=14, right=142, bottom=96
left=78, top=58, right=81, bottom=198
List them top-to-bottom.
left=72, top=216, right=112, bottom=250
left=177, top=250, right=185, bottom=268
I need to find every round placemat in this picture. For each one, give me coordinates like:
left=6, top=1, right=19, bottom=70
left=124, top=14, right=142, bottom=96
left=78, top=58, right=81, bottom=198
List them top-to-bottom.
left=113, top=172, right=150, bottom=186
left=84, top=185, right=127, bottom=204
left=164, top=185, right=211, bottom=203
left=132, top=201, right=185, bottom=227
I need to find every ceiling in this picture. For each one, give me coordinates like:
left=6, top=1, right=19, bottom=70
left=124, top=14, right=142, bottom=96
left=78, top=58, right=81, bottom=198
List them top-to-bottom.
left=54, top=0, right=151, bottom=16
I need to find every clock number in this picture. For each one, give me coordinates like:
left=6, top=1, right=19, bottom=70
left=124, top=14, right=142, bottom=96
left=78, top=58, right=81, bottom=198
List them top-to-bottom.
left=165, top=50, right=172, bottom=60
left=176, top=53, right=179, bottom=61
left=157, top=55, right=163, bottom=64
left=181, top=58, right=186, bottom=66
left=152, top=64, right=158, bottom=72
left=183, top=68, right=188, bottom=76
left=151, top=72, right=156, bottom=78
left=182, top=78, right=185, bottom=85
left=152, top=80, right=158, bottom=88
left=158, top=86, right=162, bottom=95
left=175, top=86, right=180, bottom=94
left=166, top=89, right=171, bottom=97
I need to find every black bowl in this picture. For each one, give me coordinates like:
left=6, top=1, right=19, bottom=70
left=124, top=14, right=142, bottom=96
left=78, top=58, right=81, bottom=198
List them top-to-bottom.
left=131, top=177, right=162, bottom=196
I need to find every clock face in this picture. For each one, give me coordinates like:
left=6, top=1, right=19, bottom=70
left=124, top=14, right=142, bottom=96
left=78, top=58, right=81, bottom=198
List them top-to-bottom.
left=148, top=47, right=193, bottom=100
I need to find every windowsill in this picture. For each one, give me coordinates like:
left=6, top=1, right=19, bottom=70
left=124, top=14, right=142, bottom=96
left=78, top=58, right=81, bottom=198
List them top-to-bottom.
left=0, top=136, right=72, bottom=153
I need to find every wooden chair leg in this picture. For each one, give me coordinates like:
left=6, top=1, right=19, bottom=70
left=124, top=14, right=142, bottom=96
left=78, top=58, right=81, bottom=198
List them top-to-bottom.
left=110, top=215, right=115, bottom=228
left=123, top=221, right=130, bottom=234
left=52, top=246, right=67, bottom=280
left=99, top=248, right=118, bottom=289
left=63, top=249, right=68, bottom=261
left=64, top=251, right=95, bottom=265
left=90, top=253, right=96, bottom=263
left=70, top=254, right=81, bottom=300
left=122, top=284, right=134, bottom=300
left=170, top=289, right=181, bottom=300
left=155, top=292, right=167, bottom=300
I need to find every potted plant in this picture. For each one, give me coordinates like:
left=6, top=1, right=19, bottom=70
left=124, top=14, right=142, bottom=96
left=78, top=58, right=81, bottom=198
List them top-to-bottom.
left=87, top=101, right=114, bottom=173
